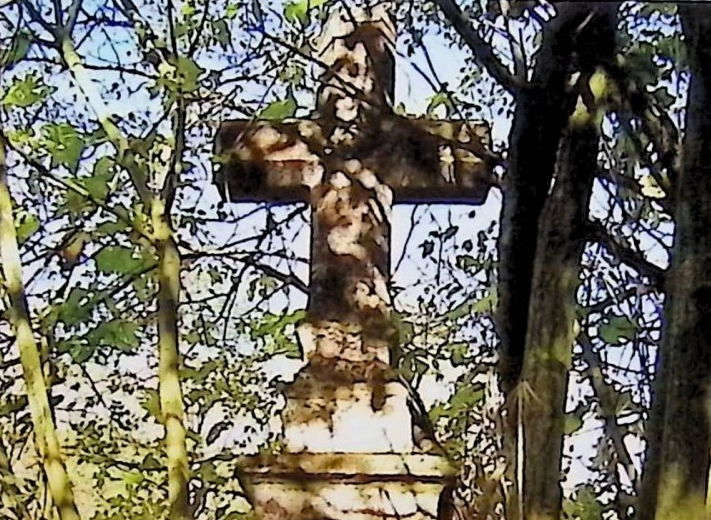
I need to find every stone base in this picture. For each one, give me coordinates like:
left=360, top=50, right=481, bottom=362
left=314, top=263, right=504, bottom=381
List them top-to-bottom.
left=284, top=381, right=413, bottom=453
left=240, top=453, right=454, bottom=520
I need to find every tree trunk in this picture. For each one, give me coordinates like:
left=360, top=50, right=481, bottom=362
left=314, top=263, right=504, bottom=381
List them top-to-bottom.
left=497, top=4, right=618, bottom=519
left=519, top=6, right=618, bottom=518
left=640, top=7, right=711, bottom=520
left=519, top=121, right=601, bottom=520
left=0, top=135, right=81, bottom=520
left=153, top=201, right=191, bottom=520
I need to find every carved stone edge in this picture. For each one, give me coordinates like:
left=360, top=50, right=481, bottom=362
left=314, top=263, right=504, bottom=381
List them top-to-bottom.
left=236, top=452, right=456, bottom=483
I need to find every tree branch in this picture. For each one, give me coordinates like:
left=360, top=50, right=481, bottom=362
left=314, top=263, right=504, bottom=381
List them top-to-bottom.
left=432, top=0, right=520, bottom=94
left=586, top=220, right=666, bottom=289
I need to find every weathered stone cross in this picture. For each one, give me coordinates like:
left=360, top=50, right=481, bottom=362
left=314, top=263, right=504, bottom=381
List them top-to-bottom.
left=215, top=3, right=495, bottom=519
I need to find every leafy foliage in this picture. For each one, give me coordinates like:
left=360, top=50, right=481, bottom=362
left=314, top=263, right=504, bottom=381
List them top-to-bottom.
left=0, top=1, right=685, bottom=519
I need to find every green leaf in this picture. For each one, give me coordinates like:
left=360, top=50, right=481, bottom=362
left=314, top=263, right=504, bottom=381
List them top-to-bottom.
left=284, top=0, right=328, bottom=25
left=226, top=2, right=240, bottom=18
left=213, top=19, right=230, bottom=47
left=3, top=32, right=31, bottom=67
left=175, top=56, right=203, bottom=92
left=2, top=75, right=53, bottom=108
left=426, top=92, right=453, bottom=117
left=259, top=97, right=297, bottom=120
left=42, top=123, right=85, bottom=171
left=84, top=156, right=114, bottom=199
left=15, top=212, right=40, bottom=244
left=94, top=219, right=129, bottom=236
left=441, top=225, right=458, bottom=241
left=420, top=240, right=435, bottom=258
left=95, top=245, right=148, bottom=275
left=456, top=254, right=479, bottom=270
left=59, top=288, right=92, bottom=327
left=251, top=310, right=305, bottom=338
left=598, top=315, right=639, bottom=345
left=86, top=320, right=140, bottom=351
left=270, top=339, right=302, bottom=359
left=58, top=340, right=95, bottom=364
left=450, top=343, right=469, bottom=366
left=430, top=384, right=485, bottom=422
left=450, top=384, right=484, bottom=411
left=141, top=389, right=162, bottom=419
left=563, top=414, right=584, bottom=435
left=206, top=421, right=230, bottom=444
left=140, top=454, right=162, bottom=471
left=122, top=471, right=144, bottom=486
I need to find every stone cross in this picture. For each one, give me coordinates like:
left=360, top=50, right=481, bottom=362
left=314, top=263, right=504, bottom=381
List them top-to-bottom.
left=214, top=3, right=495, bottom=519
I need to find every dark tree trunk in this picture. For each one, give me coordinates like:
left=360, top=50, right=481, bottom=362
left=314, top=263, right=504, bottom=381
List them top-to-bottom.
left=497, top=4, right=618, bottom=519
left=639, top=7, right=711, bottom=520
left=519, top=114, right=604, bottom=520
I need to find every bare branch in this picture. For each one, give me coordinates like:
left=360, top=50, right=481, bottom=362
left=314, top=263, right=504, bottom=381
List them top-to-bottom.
left=19, top=0, right=58, bottom=38
left=65, top=0, right=84, bottom=36
left=432, top=0, right=520, bottom=93
left=586, top=220, right=666, bottom=289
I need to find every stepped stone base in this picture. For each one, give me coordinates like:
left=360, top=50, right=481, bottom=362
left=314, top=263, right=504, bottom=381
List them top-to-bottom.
left=238, top=324, right=454, bottom=519
left=240, top=453, right=454, bottom=520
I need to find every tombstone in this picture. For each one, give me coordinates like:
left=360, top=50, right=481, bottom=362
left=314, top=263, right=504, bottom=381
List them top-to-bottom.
left=214, top=3, right=496, bottom=519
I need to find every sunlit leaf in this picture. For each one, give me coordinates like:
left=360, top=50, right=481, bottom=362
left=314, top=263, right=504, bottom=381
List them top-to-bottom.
left=284, top=0, right=328, bottom=25
left=175, top=56, right=203, bottom=92
left=2, top=75, right=53, bottom=108
left=259, top=96, right=297, bottom=120
left=42, top=123, right=85, bottom=171
left=84, top=156, right=115, bottom=199
left=15, top=212, right=39, bottom=244
left=95, top=246, right=151, bottom=275
left=59, top=288, right=92, bottom=327
left=598, top=315, right=639, bottom=345
left=86, top=320, right=140, bottom=351
left=563, top=414, right=584, bottom=435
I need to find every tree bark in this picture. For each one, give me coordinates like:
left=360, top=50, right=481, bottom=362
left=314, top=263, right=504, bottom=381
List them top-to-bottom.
left=496, top=4, right=618, bottom=519
left=518, top=7, right=618, bottom=519
left=639, top=7, right=711, bottom=520
left=519, top=121, right=602, bottom=520
left=0, top=134, right=81, bottom=520
left=155, top=215, right=191, bottom=520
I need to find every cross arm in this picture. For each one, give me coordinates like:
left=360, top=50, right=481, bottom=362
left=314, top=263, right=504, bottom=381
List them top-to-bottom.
left=214, top=116, right=497, bottom=205
left=367, top=117, right=497, bottom=204
left=214, top=120, right=325, bottom=204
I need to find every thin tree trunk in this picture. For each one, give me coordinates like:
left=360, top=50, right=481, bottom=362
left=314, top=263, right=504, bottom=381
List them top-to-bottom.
left=640, top=7, right=711, bottom=520
left=497, top=12, right=580, bottom=519
left=60, top=30, right=192, bottom=517
left=154, top=94, right=190, bottom=519
left=519, top=122, right=601, bottom=520
left=0, top=136, right=81, bottom=520
left=154, top=212, right=190, bottom=520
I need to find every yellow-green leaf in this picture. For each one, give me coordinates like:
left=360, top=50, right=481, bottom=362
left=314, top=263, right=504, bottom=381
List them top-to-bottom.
left=284, top=0, right=328, bottom=25
left=2, top=75, right=53, bottom=108
left=259, top=97, right=297, bottom=120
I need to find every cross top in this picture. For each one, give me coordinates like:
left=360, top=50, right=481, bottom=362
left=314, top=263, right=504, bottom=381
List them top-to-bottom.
left=215, top=2, right=495, bottom=374
left=315, top=3, right=396, bottom=113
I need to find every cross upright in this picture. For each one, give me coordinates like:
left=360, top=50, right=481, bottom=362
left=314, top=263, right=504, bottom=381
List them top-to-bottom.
left=215, top=3, right=495, bottom=519
left=216, top=3, right=495, bottom=377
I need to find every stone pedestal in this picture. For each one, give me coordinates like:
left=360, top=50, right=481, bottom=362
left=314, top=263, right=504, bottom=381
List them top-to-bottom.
left=238, top=324, right=454, bottom=520
left=242, top=453, right=452, bottom=520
